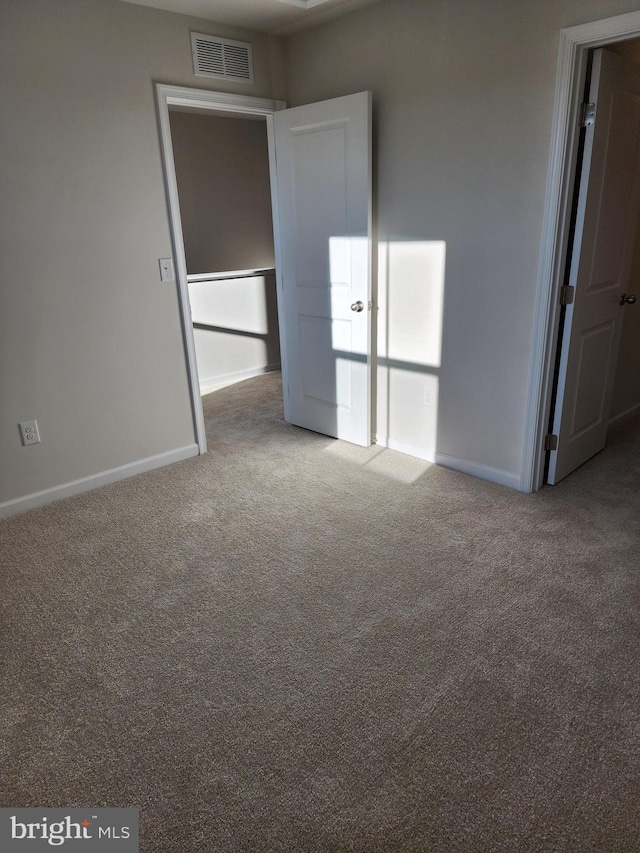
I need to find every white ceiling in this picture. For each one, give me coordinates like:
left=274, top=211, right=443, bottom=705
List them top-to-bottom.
left=119, top=0, right=381, bottom=35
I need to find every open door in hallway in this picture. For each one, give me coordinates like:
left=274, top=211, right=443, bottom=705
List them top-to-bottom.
left=549, top=49, right=640, bottom=484
left=271, top=92, right=373, bottom=447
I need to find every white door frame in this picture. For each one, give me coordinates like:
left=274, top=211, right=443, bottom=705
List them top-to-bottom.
left=522, top=10, right=640, bottom=492
left=155, top=84, right=286, bottom=454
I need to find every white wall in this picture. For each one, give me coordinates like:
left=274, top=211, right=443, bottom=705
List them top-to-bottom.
left=0, top=0, right=285, bottom=512
left=284, top=0, right=640, bottom=484
left=169, top=110, right=275, bottom=274
left=189, top=274, right=280, bottom=388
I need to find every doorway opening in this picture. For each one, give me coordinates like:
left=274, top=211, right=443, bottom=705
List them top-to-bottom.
left=522, top=10, right=640, bottom=492
left=544, top=40, right=640, bottom=485
left=157, top=85, right=374, bottom=457
left=156, top=86, right=286, bottom=454
left=168, top=106, right=281, bottom=399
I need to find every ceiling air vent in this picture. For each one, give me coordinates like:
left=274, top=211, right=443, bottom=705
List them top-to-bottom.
left=191, top=33, right=253, bottom=84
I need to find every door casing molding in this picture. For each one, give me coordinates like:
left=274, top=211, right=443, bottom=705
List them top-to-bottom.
left=521, top=10, right=640, bottom=492
left=155, top=84, right=286, bottom=454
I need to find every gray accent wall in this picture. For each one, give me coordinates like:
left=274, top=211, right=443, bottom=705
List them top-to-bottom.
left=169, top=111, right=275, bottom=275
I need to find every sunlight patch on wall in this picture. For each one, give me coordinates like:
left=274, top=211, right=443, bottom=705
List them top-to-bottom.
left=376, top=240, right=446, bottom=455
left=378, top=241, right=445, bottom=368
left=188, top=274, right=270, bottom=335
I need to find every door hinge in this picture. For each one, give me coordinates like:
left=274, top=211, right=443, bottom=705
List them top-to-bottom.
left=581, top=101, right=596, bottom=128
left=560, top=285, right=575, bottom=306
left=544, top=434, right=558, bottom=452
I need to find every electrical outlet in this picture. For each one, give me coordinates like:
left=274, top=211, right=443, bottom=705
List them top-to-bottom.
left=159, top=257, right=175, bottom=282
left=422, top=376, right=438, bottom=409
left=424, top=385, right=436, bottom=408
left=19, top=420, right=41, bottom=446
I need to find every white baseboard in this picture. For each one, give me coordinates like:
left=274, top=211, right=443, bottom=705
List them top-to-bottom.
left=199, top=362, right=280, bottom=393
left=609, top=401, right=640, bottom=427
left=375, top=435, right=437, bottom=463
left=376, top=435, right=520, bottom=490
left=0, top=444, right=199, bottom=521
left=434, top=450, right=521, bottom=490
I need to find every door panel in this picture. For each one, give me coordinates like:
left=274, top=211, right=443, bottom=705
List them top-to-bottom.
left=548, top=50, right=640, bottom=483
left=591, top=91, right=640, bottom=288
left=272, top=92, right=372, bottom=447
left=294, top=126, right=348, bottom=285
left=300, top=316, right=352, bottom=407
left=572, top=321, right=616, bottom=436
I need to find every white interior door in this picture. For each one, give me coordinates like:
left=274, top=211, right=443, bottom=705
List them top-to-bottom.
left=548, top=49, right=640, bottom=484
left=271, top=92, right=372, bottom=446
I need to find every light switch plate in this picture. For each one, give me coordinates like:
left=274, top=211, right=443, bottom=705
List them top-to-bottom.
left=159, top=258, right=175, bottom=282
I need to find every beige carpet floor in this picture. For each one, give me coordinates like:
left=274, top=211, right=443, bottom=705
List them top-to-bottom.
left=1, top=372, right=639, bottom=852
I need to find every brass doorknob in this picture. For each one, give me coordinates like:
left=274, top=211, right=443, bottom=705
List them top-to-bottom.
left=620, top=293, right=637, bottom=305
left=351, top=300, right=364, bottom=312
